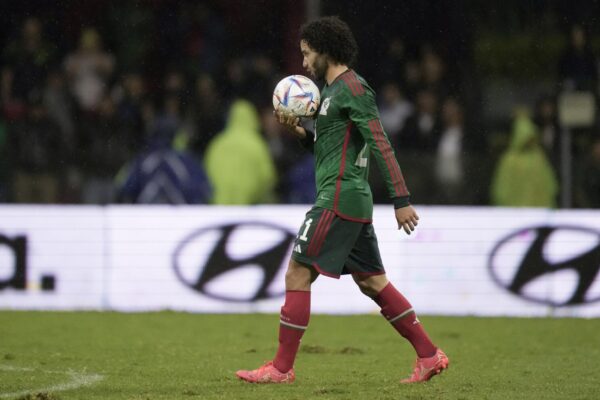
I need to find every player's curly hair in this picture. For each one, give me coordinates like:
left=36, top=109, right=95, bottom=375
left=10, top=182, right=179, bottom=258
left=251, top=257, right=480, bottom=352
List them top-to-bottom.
left=300, top=16, right=358, bottom=66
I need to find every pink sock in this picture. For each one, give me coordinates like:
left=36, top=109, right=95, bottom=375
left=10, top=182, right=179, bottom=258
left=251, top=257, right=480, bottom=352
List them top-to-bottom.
left=375, top=283, right=437, bottom=358
left=273, top=290, right=311, bottom=373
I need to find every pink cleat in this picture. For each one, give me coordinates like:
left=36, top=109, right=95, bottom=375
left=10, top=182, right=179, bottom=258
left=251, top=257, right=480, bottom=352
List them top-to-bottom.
left=401, top=348, right=449, bottom=383
left=236, top=361, right=295, bottom=384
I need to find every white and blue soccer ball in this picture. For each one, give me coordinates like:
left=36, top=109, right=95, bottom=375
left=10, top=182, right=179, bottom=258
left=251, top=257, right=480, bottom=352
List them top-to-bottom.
left=272, top=75, right=320, bottom=117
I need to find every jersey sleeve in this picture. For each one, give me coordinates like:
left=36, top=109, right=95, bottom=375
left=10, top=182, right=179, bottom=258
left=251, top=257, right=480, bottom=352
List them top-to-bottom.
left=341, top=85, right=411, bottom=205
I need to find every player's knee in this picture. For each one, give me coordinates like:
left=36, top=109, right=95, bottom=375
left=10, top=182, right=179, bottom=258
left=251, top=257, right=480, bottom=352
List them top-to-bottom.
left=285, top=261, right=313, bottom=290
left=353, top=274, right=389, bottom=298
left=355, top=279, right=378, bottom=298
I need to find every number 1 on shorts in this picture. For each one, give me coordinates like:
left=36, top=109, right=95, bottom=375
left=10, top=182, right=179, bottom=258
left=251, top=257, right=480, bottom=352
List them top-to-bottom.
left=299, top=218, right=313, bottom=241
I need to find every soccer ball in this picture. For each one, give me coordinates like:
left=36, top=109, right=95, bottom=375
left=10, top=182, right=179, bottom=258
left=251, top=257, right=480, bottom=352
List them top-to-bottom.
left=272, top=75, right=320, bottom=117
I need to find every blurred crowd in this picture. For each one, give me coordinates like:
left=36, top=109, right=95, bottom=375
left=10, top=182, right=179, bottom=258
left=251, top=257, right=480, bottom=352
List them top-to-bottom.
left=0, top=6, right=599, bottom=208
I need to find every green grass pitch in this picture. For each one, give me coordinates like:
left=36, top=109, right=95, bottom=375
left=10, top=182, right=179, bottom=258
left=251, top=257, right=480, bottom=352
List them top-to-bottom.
left=0, top=311, right=598, bottom=400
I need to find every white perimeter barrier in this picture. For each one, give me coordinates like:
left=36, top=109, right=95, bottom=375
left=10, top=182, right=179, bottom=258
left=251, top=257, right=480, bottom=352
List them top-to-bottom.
left=1, top=205, right=599, bottom=317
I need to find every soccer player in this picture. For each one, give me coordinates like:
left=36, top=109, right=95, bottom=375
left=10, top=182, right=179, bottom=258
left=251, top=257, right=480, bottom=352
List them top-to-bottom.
left=236, top=16, right=449, bottom=384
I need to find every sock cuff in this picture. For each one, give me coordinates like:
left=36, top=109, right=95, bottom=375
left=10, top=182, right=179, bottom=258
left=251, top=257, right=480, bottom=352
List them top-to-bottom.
left=375, top=282, right=414, bottom=322
left=388, top=307, right=415, bottom=323
left=279, top=319, right=308, bottom=330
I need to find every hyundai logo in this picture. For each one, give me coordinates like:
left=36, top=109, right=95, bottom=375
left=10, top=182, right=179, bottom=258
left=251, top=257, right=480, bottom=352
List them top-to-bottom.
left=172, top=222, right=295, bottom=302
left=488, top=225, right=600, bottom=306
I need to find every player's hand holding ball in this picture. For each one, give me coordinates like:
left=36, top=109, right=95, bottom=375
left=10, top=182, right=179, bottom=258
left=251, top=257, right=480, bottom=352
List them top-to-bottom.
left=273, top=75, right=320, bottom=139
left=275, top=110, right=300, bottom=132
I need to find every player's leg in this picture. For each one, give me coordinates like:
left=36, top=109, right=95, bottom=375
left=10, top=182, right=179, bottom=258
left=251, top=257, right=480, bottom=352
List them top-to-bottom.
left=237, top=207, right=362, bottom=383
left=237, top=208, right=328, bottom=384
left=275, top=208, right=325, bottom=375
left=347, top=224, right=448, bottom=382
left=285, top=257, right=319, bottom=290
left=236, top=259, right=317, bottom=383
left=272, top=259, right=318, bottom=374
left=352, top=273, right=448, bottom=382
left=352, top=273, right=437, bottom=357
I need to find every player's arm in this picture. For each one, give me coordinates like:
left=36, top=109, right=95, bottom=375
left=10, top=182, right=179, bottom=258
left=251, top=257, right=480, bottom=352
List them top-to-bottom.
left=344, top=89, right=418, bottom=234
left=274, top=110, right=314, bottom=152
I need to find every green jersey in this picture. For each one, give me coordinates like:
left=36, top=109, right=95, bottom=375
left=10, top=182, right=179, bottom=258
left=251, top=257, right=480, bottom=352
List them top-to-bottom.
left=307, top=69, right=409, bottom=222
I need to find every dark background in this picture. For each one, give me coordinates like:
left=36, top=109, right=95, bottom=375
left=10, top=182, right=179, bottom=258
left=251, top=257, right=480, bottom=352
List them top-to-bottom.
left=0, top=0, right=599, bottom=207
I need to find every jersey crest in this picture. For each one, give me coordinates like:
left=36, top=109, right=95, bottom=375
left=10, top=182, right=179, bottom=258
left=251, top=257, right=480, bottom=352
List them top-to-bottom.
left=319, top=97, right=331, bottom=115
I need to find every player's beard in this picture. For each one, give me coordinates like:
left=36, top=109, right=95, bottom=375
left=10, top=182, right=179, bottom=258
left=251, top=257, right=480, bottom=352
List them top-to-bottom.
left=312, top=55, right=328, bottom=81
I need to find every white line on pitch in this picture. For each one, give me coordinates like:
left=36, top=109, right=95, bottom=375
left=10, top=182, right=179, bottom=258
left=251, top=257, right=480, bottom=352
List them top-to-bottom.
left=0, top=365, right=104, bottom=398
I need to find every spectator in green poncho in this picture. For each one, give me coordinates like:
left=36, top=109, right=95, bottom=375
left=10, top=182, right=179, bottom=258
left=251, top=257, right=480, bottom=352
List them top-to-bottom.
left=204, top=99, right=277, bottom=204
left=491, top=112, right=559, bottom=208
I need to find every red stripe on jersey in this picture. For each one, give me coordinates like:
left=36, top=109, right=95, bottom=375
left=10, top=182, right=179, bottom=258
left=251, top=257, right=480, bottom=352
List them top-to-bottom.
left=331, top=69, right=351, bottom=86
left=345, top=72, right=365, bottom=96
left=347, top=72, right=365, bottom=95
left=341, top=73, right=365, bottom=97
left=341, top=74, right=358, bottom=96
left=347, top=74, right=359, bottom=95
left=368, top=119, right=397, bottom=186
left=369, top=119, right=408, bottom=196
left=372, top=119, right=400, bottom=187
left=374, top=120, right=406, bottom=195
left=376, top=121, right=404, bottom=191
left=333, top=123, right=353, bottom=212
left=311, top=211, right=334, bottom=257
